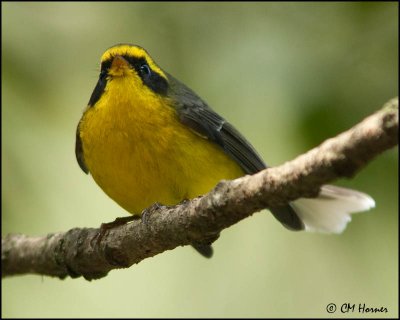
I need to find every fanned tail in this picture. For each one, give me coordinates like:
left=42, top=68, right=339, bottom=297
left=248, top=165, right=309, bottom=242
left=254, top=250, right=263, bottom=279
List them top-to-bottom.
left=290, top=185, right=375, bottom=233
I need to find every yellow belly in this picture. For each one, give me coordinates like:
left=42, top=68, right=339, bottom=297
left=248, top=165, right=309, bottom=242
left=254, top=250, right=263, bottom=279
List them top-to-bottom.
left=79, top=88, right=244, bottom=215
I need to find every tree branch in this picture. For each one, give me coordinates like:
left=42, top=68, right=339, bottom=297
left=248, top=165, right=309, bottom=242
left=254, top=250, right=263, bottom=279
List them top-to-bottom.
left=2, top=98, right=398, bottom=280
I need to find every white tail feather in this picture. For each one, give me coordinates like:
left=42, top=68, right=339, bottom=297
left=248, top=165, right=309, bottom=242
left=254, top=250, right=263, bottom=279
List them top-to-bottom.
left=291, top=185, right=375, bottom=233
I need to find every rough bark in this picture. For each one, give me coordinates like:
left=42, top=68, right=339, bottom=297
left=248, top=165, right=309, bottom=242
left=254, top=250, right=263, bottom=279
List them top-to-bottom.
left=2, top=98, right=398, bottom=281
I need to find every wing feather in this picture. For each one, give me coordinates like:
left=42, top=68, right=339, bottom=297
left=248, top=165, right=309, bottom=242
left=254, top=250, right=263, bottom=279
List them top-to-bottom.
left=168, top=74, right=304, bottom=231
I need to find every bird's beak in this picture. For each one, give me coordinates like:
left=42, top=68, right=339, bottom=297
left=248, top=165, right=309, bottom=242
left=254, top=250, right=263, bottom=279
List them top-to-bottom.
left=110, top=55, right=130, bottom=76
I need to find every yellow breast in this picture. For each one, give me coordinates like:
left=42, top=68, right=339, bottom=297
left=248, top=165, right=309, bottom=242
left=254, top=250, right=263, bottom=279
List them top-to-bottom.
left=79, top=76, right=244, bottom=215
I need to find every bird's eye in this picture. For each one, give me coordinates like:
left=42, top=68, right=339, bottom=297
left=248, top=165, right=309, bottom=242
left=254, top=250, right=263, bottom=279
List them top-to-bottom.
left=140, top=64, right=151, bottom=77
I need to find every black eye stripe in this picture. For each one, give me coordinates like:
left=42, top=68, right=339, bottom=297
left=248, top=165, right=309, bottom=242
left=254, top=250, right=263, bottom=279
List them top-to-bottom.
left=89, top=54, right=169, bottom=107
left=99, top=55, right=152, bottom=76
left=122, top=55, right=168, bottom=95
left=124, top=56, right=149, bottom=74
left=100, top=59, right=112, bottom=73
left=139, top=64, right=151, bottom=77
left=87, top=68, right=109, bottom=107
left=88, top=72, right=107, bottom=107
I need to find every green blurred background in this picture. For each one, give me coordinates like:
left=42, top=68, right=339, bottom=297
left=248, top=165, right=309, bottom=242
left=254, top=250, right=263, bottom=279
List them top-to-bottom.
left=2, top=2, right=398, bottom=318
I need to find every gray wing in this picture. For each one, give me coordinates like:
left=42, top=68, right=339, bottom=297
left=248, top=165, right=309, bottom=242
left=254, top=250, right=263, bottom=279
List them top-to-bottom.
left=168, top=74, right=304, bottom=231
left=169, top=74, right=266, bottom=174
left=75, top=120, right=89, bottom=174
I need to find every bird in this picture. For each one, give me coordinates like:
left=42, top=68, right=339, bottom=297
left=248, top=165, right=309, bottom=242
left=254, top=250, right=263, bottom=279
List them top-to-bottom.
left=76, top=44, right=375, bottom=257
